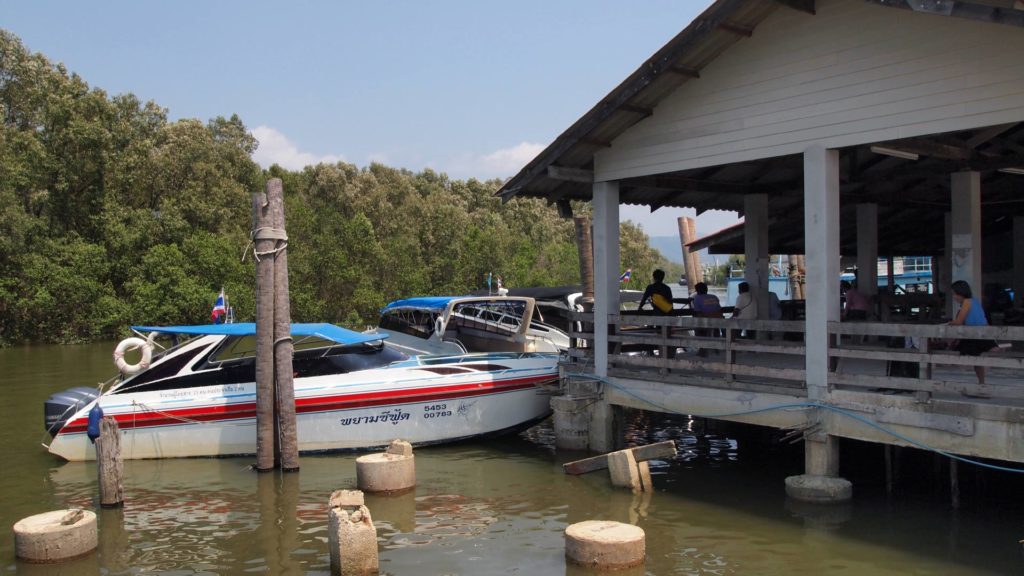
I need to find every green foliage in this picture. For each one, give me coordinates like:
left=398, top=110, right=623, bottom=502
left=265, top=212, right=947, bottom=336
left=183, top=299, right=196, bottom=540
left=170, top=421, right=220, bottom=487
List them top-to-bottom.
left=0, top=29, right=671, bottom=344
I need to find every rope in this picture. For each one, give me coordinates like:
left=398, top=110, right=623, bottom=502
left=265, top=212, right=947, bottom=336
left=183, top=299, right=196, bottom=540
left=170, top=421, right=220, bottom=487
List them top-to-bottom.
left=245, top=226, right=289, bottom=263
left=564, top=371, right=1024, bottom=474
left=131, top=400, right=253, bottom=427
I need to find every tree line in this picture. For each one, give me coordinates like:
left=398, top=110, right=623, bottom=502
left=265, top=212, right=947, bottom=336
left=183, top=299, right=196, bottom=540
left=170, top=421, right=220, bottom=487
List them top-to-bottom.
left=0, top=30, right=671, bottom=345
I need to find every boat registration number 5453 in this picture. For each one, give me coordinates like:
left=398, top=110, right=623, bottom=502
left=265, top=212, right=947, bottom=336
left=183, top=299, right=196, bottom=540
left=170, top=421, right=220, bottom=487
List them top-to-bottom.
left=423, top=403, right=452, bottom=418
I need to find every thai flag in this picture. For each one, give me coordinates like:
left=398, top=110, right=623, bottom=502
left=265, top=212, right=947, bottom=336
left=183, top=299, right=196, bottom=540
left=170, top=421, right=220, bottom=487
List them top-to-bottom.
left=619, top=269, right=632, bottom=283
left=211, top=289, right=227, bottom=323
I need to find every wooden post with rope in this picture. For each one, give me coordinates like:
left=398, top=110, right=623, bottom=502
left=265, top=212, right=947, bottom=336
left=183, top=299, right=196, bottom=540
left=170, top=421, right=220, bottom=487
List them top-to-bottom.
left=267, top=179, right=299, bottom=471
left=253, top=187, right=277, bottom=472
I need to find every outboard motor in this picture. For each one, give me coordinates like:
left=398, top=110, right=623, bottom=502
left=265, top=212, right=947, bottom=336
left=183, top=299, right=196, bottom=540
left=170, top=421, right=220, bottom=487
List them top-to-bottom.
left=44, top=386, right=100, bottom=436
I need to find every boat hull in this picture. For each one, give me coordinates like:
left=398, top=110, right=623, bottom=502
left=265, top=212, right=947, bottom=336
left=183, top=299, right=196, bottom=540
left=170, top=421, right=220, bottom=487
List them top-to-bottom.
left=48, top=353, right=557, bottom=461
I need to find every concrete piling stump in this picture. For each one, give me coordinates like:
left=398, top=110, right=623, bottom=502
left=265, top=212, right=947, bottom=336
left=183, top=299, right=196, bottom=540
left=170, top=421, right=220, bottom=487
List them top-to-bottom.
left=551, top=395, right=590, bottom=451
left=356, top=440, right=415, bottom=494
left=784, top=474, right=853, bottom=503
left=328, top=490, right=378, bottom=575
left=13, top=509, right=98, bottom=563
left=565, top=520, right=645, bottom=570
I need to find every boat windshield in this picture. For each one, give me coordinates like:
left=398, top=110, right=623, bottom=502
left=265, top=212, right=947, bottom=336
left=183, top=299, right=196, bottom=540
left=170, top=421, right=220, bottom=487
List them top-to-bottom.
left=112, top=335, right=408, bottom=395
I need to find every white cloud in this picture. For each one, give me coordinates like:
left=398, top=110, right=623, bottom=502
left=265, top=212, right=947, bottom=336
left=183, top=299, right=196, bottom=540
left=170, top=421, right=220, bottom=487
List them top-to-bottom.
left=250, top=126, right=345, bottom=170
left=439, top=141, right=545, bottom=180
left=480, top=142, right=545, bottom=177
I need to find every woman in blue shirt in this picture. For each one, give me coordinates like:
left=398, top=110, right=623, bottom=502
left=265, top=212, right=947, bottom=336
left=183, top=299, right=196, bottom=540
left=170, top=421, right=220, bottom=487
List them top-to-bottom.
left=949, top=280, right=998, bottom=385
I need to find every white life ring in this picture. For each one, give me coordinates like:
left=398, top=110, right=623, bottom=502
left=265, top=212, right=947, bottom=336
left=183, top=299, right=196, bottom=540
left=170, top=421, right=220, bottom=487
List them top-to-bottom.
left=434, top=316, right=446, bottom=339
left=113, top=335, right=154, bottom=375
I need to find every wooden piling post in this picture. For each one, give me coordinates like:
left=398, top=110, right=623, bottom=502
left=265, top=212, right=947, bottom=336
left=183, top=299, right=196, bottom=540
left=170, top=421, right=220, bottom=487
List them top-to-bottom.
left=267, top=179, right=299, bottom=471
left=253, top=190, right=276, bottom=472
left=574, top=216, right=594, bottom=303
left=678, top=217, right=702, bottom=293
left=96, top=416, right=123, bottom=507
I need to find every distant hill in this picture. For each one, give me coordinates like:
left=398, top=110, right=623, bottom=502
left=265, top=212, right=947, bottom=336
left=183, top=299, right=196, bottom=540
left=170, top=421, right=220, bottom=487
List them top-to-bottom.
left=649, top=235, right=718, bottom=264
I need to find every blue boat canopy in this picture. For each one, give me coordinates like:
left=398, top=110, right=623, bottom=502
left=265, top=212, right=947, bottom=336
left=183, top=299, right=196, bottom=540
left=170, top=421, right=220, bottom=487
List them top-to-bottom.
left=381, top=296, right=468, bottom=313
left=131, top=323, right=387, bottom=345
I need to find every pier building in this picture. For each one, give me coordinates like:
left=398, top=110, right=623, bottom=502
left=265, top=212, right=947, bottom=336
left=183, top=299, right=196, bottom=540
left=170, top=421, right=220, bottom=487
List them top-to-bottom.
left=498, top=0, right=1024, bottom=500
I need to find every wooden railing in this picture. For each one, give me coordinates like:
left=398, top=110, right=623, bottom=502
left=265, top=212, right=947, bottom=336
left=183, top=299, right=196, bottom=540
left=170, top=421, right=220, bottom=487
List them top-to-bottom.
left=565, top=311, right=1024, bottom=401
left=565, top=312, right=809, bottom=395
left=828, top=322, right=1024, bottom=401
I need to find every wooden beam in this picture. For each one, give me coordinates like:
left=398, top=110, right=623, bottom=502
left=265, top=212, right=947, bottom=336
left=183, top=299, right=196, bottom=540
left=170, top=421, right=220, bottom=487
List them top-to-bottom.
left=774, top=0, right=816, bottom=14
left=718, top=21, right=755, bottom=36
left=667, top=65, right=701, bottom=78
left=618, top=104, right=654, bottom=117
left=966, top=123, right=1018, bottom=148
left=579, top=136, right=613, bottom=148
left=874, top=138, right=974, bottom=161
left=547, top=165, right=594, bottom=183
left=563, top=440, right=677, bottom=475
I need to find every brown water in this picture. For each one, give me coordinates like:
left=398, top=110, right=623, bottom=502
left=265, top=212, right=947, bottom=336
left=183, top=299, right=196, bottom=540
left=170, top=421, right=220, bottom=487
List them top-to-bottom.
left=2, top=342, right=1022, bottom=575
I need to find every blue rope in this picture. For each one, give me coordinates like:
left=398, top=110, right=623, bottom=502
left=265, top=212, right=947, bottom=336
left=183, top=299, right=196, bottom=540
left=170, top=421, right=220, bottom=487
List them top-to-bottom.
left=564, top=372, right=1024, bottom=474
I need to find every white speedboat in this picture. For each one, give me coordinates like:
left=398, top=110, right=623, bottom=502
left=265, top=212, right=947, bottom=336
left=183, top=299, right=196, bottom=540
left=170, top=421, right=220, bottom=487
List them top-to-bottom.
left=374, top=295, right=571, bottom=355
left=44, top=322, right=558, bottom=461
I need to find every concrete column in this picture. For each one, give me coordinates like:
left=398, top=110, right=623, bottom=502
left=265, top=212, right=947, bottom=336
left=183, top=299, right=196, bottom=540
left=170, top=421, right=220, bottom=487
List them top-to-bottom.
left=790, top=145, right=849, bottom=503
left=803, top=145, right=840, bottom=402
left=951, top=171, right=982, bottom=291
left=590, top=180, right=619, bottom=454
left=592, top=180, right=620, bottom=378
left=744, top=194, right=770, bottom=317
left=855, top=203, right=878, bottom=298
left=943, top=213, right=954, bottom=317
left=1014, top=217, right=1024, bottom=308
left=805, top=434, right=839, bottom=477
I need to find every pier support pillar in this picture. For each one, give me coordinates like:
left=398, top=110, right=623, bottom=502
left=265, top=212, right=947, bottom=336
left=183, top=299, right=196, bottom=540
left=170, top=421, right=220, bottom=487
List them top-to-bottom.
left=803, top=145, right=840, bottom=401
left=795, top=147, right=852, bottom=504
left=951, top=171, right=982, bottom=291
left=592, top=180, right=620, bottom=379
left=744, top=194, right=770, bottom=318
left=856, top=203, right=878, bottom=300
left=1014, top=217, right=1024, bottom=309
left=785, top=434, right=852, bottom=503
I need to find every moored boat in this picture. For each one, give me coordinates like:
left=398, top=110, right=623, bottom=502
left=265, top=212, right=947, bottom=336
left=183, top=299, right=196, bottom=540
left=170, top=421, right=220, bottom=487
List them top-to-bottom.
left=373, top=295, right=571, bottom=354
left=44, top=322, right=558, bottom=461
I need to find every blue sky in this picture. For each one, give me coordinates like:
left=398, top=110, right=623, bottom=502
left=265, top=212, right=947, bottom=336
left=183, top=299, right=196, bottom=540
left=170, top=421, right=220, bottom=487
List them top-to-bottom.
left=4, top=0, right=738, bottom=237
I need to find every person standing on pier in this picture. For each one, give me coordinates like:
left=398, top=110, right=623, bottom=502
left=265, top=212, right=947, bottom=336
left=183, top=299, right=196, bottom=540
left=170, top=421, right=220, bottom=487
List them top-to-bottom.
left=949, top=280, right=998, bottom=386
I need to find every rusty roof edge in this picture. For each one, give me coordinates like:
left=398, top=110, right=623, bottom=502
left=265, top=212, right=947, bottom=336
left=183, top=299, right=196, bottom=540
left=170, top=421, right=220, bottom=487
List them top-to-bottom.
left=495, top=0, right=756, bottom=203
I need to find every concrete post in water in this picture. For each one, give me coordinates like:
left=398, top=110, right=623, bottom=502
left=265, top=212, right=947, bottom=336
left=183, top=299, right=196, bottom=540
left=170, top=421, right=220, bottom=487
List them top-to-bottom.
left=266, top=179, right=299, bottom=472
left=252, top=190, right=276, bottom=472
left=574, top=216, right=595, bottom=304
left=551, top=395, right=590, bottom=451
left=96, top=416, right=123, bottom=507
left=356, top=440, right=416, bottom=493
left=608, top=448, right=653, bottom=494
left=328, top=490, right=378, bottom=575
left=14, top=509, right=98, bottom=563
left=565, top=520, right=645, bottom=570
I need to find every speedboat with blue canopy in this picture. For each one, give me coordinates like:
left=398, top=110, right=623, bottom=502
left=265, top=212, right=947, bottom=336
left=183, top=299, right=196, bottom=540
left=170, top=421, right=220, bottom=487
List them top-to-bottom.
left=374, top=295, right=570, bottom=355
left=44, top=321, right=558, bottom=461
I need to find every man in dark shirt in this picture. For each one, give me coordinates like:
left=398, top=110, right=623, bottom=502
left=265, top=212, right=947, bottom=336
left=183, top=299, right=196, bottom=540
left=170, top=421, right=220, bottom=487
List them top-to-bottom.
left=638, top=269, right=674, bottom=314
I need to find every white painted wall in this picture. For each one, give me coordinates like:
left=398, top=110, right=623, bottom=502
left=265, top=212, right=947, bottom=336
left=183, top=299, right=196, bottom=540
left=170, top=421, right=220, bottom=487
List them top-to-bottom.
left=595, top=0, right=1024, bottom=181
